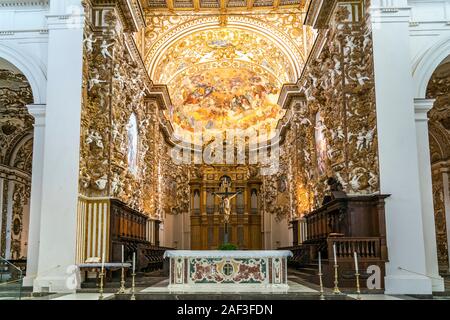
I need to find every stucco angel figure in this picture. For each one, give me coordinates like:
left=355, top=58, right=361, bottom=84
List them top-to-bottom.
left=100, top=40, right=114, bottom=59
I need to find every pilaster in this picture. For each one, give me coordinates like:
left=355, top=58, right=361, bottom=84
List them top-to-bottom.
left=33, top=1, right=85, bottom=293
left=370, top=1, right=433, bottom=294
left=414, top=98, right=445, bottom=291
left=23, top=104, right=46, bottom=287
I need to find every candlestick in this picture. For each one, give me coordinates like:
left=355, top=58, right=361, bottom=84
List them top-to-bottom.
left=317, top=252, right=325, bottom=300
left=333, top=262, right=341, bottom=294
left=117, top=263, right=126, bottom=294
left=98, top=269, right=105, bottom=300
left=130, top=270, right=136, bottom=300
left=355, top=271, right=362, bottom=300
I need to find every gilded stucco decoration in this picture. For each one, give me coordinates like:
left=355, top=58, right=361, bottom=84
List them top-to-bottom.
left=279, top=3, right=379, bottom=218
left=80, top=5, right=159, bottom=216
left=427, top=60, right=450, bottom=270
left=0, top=67, right=33, bottom=258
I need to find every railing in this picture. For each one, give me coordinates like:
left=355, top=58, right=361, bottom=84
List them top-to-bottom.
left=327, top=237, right=383, bottom=260
left=0, top=257, right=23, bottom=300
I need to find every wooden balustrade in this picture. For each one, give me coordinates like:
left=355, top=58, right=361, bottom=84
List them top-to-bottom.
left=327, top=237, right=384, bottom=260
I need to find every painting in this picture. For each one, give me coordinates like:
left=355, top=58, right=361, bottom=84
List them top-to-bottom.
left=166, top=67, right=285, bottom=141
left=315, top=112, right=327, bottom=175
left=127, top=113, right=138, bottom=175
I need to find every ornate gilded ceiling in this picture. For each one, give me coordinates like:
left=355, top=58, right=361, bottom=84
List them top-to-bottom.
left=141, top=0, right=307, bottom=11
left=140, top=3, right=314, bottom=142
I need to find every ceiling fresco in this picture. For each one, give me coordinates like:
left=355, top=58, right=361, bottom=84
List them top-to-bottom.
left=141, top=6, right=314, bottom=143
left=166, top=64, right=284, bottom=141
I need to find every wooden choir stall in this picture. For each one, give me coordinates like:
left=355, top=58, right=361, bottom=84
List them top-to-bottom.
left=283, top=184, right=389, bottom=289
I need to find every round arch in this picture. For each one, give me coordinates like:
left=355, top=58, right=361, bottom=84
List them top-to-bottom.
left=145, top=16, right=305, bottom=82
left=413, top=35, right=450, bottom=98
left=0, top=43, right=47, bottom=104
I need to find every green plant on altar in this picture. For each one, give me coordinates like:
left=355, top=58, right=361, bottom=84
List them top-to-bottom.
left=218, top=243, right=238, bottom=250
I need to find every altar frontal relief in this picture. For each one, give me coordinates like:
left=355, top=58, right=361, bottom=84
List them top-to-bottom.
left=165, top=251, right=291, bottom=290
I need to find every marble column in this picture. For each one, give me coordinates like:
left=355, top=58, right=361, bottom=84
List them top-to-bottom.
left=370, top=0, right=432, bottom=294
left=33, top=1, right=85, bottom=293
left=414, top=98, right=445, bottom=291
left=23, top=104, right=46, bottom=287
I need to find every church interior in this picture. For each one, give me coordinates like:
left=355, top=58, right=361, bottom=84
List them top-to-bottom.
left=1, top=0, right=450, bottom=300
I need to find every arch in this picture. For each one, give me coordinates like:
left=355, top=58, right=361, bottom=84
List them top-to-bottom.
left=145, top=16, right=304, bottom=82
left=412, top=35, right=450, bottom=98
left=0, top=42, right=47, bottom=104
left=8, top=133, right=34, bottom=171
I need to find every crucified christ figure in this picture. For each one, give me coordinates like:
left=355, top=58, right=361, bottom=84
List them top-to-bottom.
left=213, top=190, right=242, bottom=223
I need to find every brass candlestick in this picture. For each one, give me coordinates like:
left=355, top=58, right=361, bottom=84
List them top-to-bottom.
left=333, top=264, right=341, bottom=294
left=117, top=265, right=126, bottom=294
left=98, top=270, right=105, bottom=300
left=130, top=272, right=136, bottom=300
left=318, top=272, right=325, bottom=300
left=355, top=272, right=362, bottom=300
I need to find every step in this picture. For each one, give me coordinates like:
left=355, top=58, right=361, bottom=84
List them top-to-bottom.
left=114, top=292, right=350, bottom=300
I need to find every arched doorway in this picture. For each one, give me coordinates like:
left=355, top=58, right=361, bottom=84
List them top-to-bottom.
left=427, top=55, right=450, bottom=274
left=0, top=57, right=34, bottom=262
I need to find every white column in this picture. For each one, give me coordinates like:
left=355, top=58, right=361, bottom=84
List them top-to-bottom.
left=370, top=0, right=432, bottom=294
left=33, top=1, right=85, bottom=293
left=414, top=99, right=445, bottom=291
left=23, top=104, right=46, bottom=287
left=442, top=170, right=450, bottom=272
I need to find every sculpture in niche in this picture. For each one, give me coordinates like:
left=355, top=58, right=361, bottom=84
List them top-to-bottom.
left=127, top=113, right=139, bottom=176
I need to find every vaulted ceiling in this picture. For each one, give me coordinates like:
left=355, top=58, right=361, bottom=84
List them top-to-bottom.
left=139, top=1, right=314, bottom=143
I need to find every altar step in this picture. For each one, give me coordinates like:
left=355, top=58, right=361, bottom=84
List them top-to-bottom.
left=289, top=264, right=319, bottom=283
left=113, top=292, right=350, bottom=300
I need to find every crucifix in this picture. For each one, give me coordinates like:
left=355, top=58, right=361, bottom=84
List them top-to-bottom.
left=212, top=177, right=242, bottom=245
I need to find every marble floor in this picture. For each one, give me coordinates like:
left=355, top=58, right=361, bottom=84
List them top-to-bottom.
left=18, top=271, right=450, bottom=300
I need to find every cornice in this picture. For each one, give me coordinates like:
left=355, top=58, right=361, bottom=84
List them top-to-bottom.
left=90, top=0, right=145, bottom=32
left=304, top=0, right=338, bottom=29
left=0, top=1, right=49, bottom=8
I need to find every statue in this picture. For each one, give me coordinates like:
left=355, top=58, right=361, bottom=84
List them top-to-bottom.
left=212, top=176, right=242, bottom=244
left=213, top=191, right=241, bottom=223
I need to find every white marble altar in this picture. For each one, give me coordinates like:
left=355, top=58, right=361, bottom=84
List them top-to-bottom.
left=164, top=251, right=292, bottom=291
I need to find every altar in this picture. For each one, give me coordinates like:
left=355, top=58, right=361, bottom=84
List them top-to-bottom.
left=164, top=251, right=292, bottom=291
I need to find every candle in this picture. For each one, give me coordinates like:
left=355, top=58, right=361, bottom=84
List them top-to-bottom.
left=333, top=243, right=337, bottom=265
left=121, top=245, right=124, bottom=264
left=101, top=249, right=105, bottom=273
left=318, top=251, right=322, bottom=274
left=132, top=252, right=136, bottom=274
left=354, top=252, right=359, bottom=274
